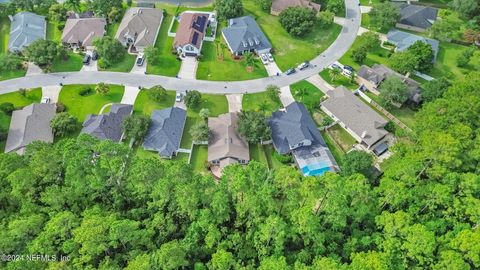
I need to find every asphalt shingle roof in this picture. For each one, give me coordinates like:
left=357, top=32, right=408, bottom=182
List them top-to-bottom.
left=397, top=4, right=438, bottom=30
left=115, top=7, right=163, bottom=48
left=8, top=12, right=46, bottom=52
left=222, top=16, right=272, bottom=54
left=62, top=17, right=107, bottom=47
left=387, top=29, right=439, bottom=61
left=81, top=104, right=133, bottom=142
left=142, top=107, right=187, bottom=158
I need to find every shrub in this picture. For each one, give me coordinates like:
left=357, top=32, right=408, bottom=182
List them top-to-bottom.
left=79, top=87, right=94, bottom=96
left=0, top=102, right=15, bottom=114
left=56, top=102, right=66, bottom=113
left=273, top=151, right=293, bottom=164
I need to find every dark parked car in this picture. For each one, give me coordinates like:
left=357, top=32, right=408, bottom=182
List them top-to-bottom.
left=91, top=51, right=98, bottom=61
left=82, top=54, right=91, bottom=65
left=343, top=65, right=355, bottom=72
left=285, top=68, right=296, bottom=75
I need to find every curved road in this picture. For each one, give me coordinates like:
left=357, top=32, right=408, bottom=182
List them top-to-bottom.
left=0, top=0, right=360, bottom=94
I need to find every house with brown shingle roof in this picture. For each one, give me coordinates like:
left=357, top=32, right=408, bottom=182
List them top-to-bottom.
left=270, top=0, right=321, bottom=16
left=173, top=12, right=210, bottom=57
left=61, top=17, right=106, bottom=49
left=208, top=112, right=250, bottom=177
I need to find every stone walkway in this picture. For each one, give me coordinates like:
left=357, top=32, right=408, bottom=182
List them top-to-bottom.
left=41, top=85, right=62, bottom=103
left=120, top=86, right=141, bottom=105
left=226, top=94, right=243, bottom=112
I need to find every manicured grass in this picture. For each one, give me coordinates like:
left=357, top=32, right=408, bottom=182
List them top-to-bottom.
left=244, top=0, right=342, bottom=70
left=360, top=0, right=381, bottom=5
left=147, top=13, right=182, bottom=77
left=0, top=17, right=9, bottom=54
left=170, top=18, right=179, bottom=33
left=46, top=21, right=62, bottom=42
left=107, top=22, right=120, bottom=38
left=339, top=37, right=392, bottom=71
left=197, top=41, right=268, bottom=81
left=51, top=52, right=83, bottom=72
left=99, top=53, right=136, bottom=72
left=0, top=69, right=27, bottom=81
left=319, top=69, right=359, bottom=90
left=290, top=80, right=325, bottom=110
left=58, top=84, right=125, bottom=121
left=133, top=89, right=176, bottom=116
left=242, top=92, right=281, bottom=113
left=365, top=92, right=417, bottom=128
left=326, top=124, right=357, bottom=152
left=321, top=130, right=345, bottom=167
left=249, top=144, right=269, bottom=168
left=264, top=144, right=285, bottom=170
left=190, top=145, right=208, bottom=174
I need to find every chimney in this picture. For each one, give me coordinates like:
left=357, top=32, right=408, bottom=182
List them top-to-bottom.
left=361, top=131, right=367, bottom=139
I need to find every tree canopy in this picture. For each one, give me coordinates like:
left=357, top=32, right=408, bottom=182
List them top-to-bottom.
left=215, top=0, right=243, bottom=20
left=370, top=2, right=400, bottom=31
left=279, top=7, right=317, bottom=37
left=93, top=36, right=126, bottom=68
left=237, top=110, right=271, bottom=144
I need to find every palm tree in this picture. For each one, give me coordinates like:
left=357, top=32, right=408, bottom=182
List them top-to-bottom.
left=244, top=51, right=255, bottom=71
left=329, top=67, right=341, bottom=82
left=296, top=88, right=308, bottom=103
left=258, top=101, right=268, bottom=114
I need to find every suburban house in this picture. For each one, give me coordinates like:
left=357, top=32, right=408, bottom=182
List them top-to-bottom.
left=270, top=0, right=321, bottom=16
left=396, top=4, right=438, bottom=32
left=115, top=7, right=163, bottom=53
left=8, top=12, right=46, bottom=52
left=173, top=12, right=210, bottom=57
left=222, top=16, right=272, bottom=56
left=61, top=17, right=107, bottom=50
left=387, top=29, right=439, bottom=61
left=356, top=64, right=422, bottom=105
left=321, top=86, right=390, bottom=155
left=269, top=102, right=339, bottom=176
left=4, top=103, right=56, bottom=155
left=81, top=104, right=133, bottom=142
left=142, top=107, right=187, bottom=159
left=208, top=112, right=250, bottom=177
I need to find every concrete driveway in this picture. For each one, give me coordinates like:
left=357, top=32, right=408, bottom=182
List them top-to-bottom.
left=81, top=50, right=98, bottom=71
left=130, top=55, right=146, bottom=74
left=178, top=57, right=198, bottom=79
left=262, top=60, right=295, bottom=106
left=26, top=62, right=43, bottom=76
left=306, top=74, right=334, bottom=96
left=42, top=85, right=62, bottom=103
left=121, top=86, right=141, bottom=105
left=174, top=91, right=187, bottom=109
left=226, top=94, right=243, bottom=112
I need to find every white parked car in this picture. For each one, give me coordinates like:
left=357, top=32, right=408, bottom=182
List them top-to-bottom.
left=266, top=53, right=274, bottom=62
left=260, top=54, right=269, bottom=65
left=297, top=61, right=310, bottom=70
left=175, top=92, right=183, bottom=102
left=41, top=97, right=50, bottom=104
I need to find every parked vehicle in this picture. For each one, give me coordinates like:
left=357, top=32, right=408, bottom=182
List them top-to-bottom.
left=91, top=51, right=98, bottom=61
left=266, top=53, right=274, bottom=62
left=82, top=54, right=91, bottom=65
left=136, top=54, right=145, bottom=66
left=260, top=54, right=269, bottom=65
left=297, top=61, right=310, bottom=70
left=330, top=63, right=341, bottom=70
left=343, top=65, right=354, bottom=72
left=285, top=68, right=296, bottom=75
left=175, top=92, right=183, bottom=102
left=41, top=97, right=50, bottom=104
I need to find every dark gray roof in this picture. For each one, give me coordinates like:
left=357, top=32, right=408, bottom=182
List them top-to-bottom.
left=136, top=2, right=155, bottom=8
left=397, top=4, right=438, bottom=29
left=8, top=12, right=46, bottom=51
left=222, top=16, right=272, bottom=54
left=387, top=29, right=439, bottom=61
left=322, top=86, right=389, bottom=147
left=5, top=103, right=56, bottom=154
left=81, top=104, right=133, bottom=142
left=142, top=107, right=186, bottom=158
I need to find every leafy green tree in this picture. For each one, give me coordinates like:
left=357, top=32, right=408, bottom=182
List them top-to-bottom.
left=64, top=0, right=81, bottom=12
left=90, top=0, right=123, bottom=18
left=215, top=0, right=243, bottom=20
left=256, top=0, right=272, bottom=11
left=326, top=0, right=344, bottom=15
left=450, top=0, right=479, bottom=19
left=0, top=2, right=16, bottom=17
left=370, top=2, right=400, bottom=31
left=48, top=3, right=67, bottom=22
left=108, top=6, right=123, bottom=22
left=279, top=7, right=317, bottom=37
left=317, top=10, right=334, bottom=28
left=429, top=18, right=460, bottom=41
left=358, top=31, right=381, bottom=51
left=93, top=36, right=126, bottom=68
left=24, top=39, right=65, bottom=69
left=407, top=41, right=434, bottom=72
left=352, top=46, right=367, bottom=63
left=456, top=46, right=476, bottom=67
left=244, top=51, right=255, bottom=70
left=389, top=51, right=418, bottom=74
left=0, top=54, right=23, bottom=72
left=329, top=67, right=341, bottom=81
left=379, top=76, right=409, bottom=108
left=422, top=77, right=451, bottom=102
left=95, top=82, right=110, bottom=94
left=147, top=85, right=167, bottom=102
left=266, top=85, right=281, bottom=104
left=184, top=90, right=202, bottom=108
left=0, top=102, right=14, bottom=114
left=199, top=108, right=210, bottom=119
left=237, top=110, right=271, bottom=144
left=50, top=112, right=78, bottom=137
left=123, top=114, right=150, bottom=142
left=190, top=121, right=210, bottom=142
left=342, top=150, right=374, bottom=177
left=152, top=240, right=189, bottom=269
left=209, top=249, right=237, bottom=269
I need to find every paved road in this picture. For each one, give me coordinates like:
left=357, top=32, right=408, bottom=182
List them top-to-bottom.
left=0, top=0, right=360, bottom=94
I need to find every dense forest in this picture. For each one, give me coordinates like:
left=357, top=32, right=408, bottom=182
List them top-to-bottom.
left=0, top=73, right=479, bottom=269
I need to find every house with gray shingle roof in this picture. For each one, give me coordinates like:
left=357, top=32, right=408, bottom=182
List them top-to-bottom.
left=396, top=4, right=438, bottom=32
left=8, top=12, right=46, bottom=52
left=222, top=16, right=272, bottom=56
left=62, top=17, right=107, bottom=49
left=387, top=29, right=439, bottom=61
left=321, top=86, right=389, bottom=154
left=268, top=102, right=338, bottom=176
left=5, top=103, right=56, bottom=155
left=81, top=104, right=133, bottom=142
left=142, top=107, right=187, bottom=158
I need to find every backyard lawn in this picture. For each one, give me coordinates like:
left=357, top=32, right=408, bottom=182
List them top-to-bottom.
left=244, top=0, right=342, bottom=70
left=146, top=13, right=182, bottom=77
left=1, top=17, right=9, bottom=54
left=46, top=21, right=62, bottom=42
left=51, top=52, right=83, bottom=72
left=98, top=54, right=136, bottom=72
left=319, top=69, right=359, bottom=90
left=290, top=80, right=324, bottom=109
left=58, top=84, right=125, bottom=121
left=133, top=89, right=176, bottom=115
left=242, top=91, right=282, bottom=113
left=365, top=91, right=417, bottom=128
left=326, top=124, right=357, bottom=152
left=321, top=130, right=345, bottom=167
left=249, top=144, right=269, bottom=168
left=190, top=145, right=208, bottom=174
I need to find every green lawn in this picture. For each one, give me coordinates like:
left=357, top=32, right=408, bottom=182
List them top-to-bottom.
left=244, top=0, right=342, bottom=70
left=146, top=13, right=182, bottom=77
left=0, top=17, right=9, bottom=54
left=46, top=21, right=62, bottom=42
left=107, top=22, right=120, bottom=38
left=339, top=38, right=392, bottom=71
left=197, top=40, right=268, bottom=81
left=51, top=52, right=83, bottom=72
left=98, top=54, right=136, bottom=72
left=0, top=69, right=27, bottom=81
left=319, top=69, right=359, bottom=90
left=290, top=80, right=324, bottom=110
left=58, top=84, right=125, bottom=121
left=133, top=89, right=176, bottom=116
left=242, top=92, right=282, bottom=113
left=365, top=92, right=417, bottom=128
left=180, top=94, right=228, bottom=148
left=326, top=124, right=357, bottom=152
left=321, top=130, right=345, bottom=167
left=249, top=144, right=269, bottom=168
left=264, top=144, right=286, bottom=170
left=190, top=145, right=208, bottom=174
